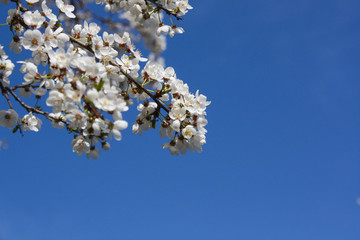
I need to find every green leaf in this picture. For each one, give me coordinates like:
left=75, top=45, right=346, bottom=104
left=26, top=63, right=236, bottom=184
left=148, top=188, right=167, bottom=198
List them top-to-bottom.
left=96, top=79, right=104, bottom=91
left=12, top=125, right=19, bottom=133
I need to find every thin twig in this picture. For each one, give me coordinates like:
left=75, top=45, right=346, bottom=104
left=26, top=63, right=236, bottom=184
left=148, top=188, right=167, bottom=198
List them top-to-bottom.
left=145, top=0, right=184, bottom=21
left=115, top=64, right=170, bottom=114
left=0, top=82, right=24, bottom=136
left=6, top=87, right=69, bottom=127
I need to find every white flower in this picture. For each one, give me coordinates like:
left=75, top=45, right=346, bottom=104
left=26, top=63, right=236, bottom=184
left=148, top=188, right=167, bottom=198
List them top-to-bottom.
left=56, top=0, right=76, bottom=18
left=164, top=0, right=177, bottom=9
left=176, top=0, right=193, bottom=15
left=42, top=1, right=58, bottom=24
left=6, top=9, right=17, bottom=25
left=23, top=10, right=45, bottom=29
left=82, top=21, right=100, bottom=36
left=157, top=24, right=170, bottom=36
left=169, top=25, right=184, bottom=37
left=44, top=27, right=69, bottom=49
left=22, top=29, right=43, bottom=51
left=103, top=31, right=115, bottom=46
left=114, top=32, right=131, bottom=47
left=10, top=36, right=22, bottom=53
left=0, top=45, right=6, bottom=58
left=47, top=47, right=72, bottom=69
left=32, top=48, right=48, bottom=66
left=132, top=49, right=147, bottom=62
left=116, top=55, right=139, bottom=72
left=0, top=57, right=14, bottom=87
left=18, top=61, right=39, bottom=84
left=142, top=61, right=164, bottom=82
left=104, top=65, right=122, bottom=82
left=64, top=81, right=86, bottom=104
left=19, top=87, right=32, bottom=98
left=30, top=87, right=47, bottom=97
left=46, top=90, right=65, bottom=112
left=193, top=90, right=211, bottom=114
left=94, top=94, right=117, bottom=112
left=137, top=101, right=157, bottom=115
left=169, top=107, right=186, bottom=122
left=66, top=108, right=88, bottom=130
left=0, top=109, right=18, bottom=129
left=22, top=112, right=42, bottom=132
left=49, top=112, right=65, bottom=129
left=170, top=119, right=181, bottom=132
left=111, top=120, right=128, bottom=141
left=132, top=122, right=142, bottom=135
left=159, top=123, right=173, bottom=139
left=182, top=125, right=196, bottom=140
left=189, top=132, right=206, bottom=153
left=71, top=136, right=91, bottom=156
left=162, top=141, right=179, bottom=156
left=87, top=147, right=100, bottom=159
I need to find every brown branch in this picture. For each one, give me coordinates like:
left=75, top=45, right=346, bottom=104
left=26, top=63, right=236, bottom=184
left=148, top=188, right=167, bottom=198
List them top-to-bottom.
left=11, top=0, right=27, bottom=13
left=145, top=0, right=184, bottom=21
left=69, top=35, right=94, bottom=53
left=116, top=65, right=169, bottom=114
left=0, top=82, right=24, bottom=136
left=0, top=83, right=14, bottom=110
left=10, top=84, right=39, bottom=91
left=6, top=86, right=69, bottom=128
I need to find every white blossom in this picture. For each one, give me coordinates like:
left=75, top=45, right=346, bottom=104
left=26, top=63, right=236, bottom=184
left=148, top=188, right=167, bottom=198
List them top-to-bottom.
left=0, top=0, right=209, bottom=158
left=56, top=0, right=76, bottom=18
left=42, top=1, right=58, bottom=25
left=23, top=10, right=45, bottom=29
left=22, top=30, right=44, bottom=51
left=0, top=109, right=18, bottom=129
left=22, top=112, right=42, bottom=132
left=71, top=136, right=91, bottom=156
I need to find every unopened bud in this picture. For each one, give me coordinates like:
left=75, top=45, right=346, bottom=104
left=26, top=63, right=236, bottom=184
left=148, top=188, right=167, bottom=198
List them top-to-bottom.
left=101, top=142, right=111, bottom=150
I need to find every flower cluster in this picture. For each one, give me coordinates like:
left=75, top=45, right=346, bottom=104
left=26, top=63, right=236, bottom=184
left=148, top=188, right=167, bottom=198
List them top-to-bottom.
left=0, top=0, right=210, bottom=159
left=94, top=0, right=191, bottom=54
left=0, top=45, right=15, bottom=87
left=133, top=61, right=210, bottom=155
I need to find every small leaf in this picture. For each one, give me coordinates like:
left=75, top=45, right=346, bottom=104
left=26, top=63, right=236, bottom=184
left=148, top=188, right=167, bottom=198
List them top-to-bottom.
left=96, top=79, right=104, bottom=91
left=12, top=125, right=19, bottom=133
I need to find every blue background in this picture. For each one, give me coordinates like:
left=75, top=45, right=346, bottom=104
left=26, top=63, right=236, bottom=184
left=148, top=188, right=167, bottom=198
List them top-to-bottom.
left=0, top=0, right=360, bottom=239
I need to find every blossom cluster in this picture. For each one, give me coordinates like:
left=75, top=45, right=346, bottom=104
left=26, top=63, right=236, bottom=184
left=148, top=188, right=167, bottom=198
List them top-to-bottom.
left=0, top=0, right=210, bottom=159
left=95, top=0, right=191, bottom=54
left=0, top=44, right=15, bottom=87
left=0, top=44, right=43, bottom=132
left=133, top=61, right=210, bottom=155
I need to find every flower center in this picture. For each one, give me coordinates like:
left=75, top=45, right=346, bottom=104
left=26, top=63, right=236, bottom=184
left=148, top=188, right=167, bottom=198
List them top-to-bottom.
left=31, top=39, right=38, bottom=46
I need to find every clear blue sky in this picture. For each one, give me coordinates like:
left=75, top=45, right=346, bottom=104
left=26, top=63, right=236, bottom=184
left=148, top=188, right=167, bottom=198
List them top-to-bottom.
left=0, top=0, right=360, bottom=239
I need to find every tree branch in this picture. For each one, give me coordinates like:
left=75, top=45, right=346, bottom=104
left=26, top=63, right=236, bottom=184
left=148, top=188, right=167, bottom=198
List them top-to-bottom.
left=145, top=0, right=184, bottom=21
left=0, top=82, right=24, bottom=136
left=6, top=86, right=69, bottom=128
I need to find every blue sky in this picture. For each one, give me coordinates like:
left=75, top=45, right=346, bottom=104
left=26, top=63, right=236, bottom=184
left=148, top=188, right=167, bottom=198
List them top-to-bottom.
left=0, top=0, right=360, bottom=239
